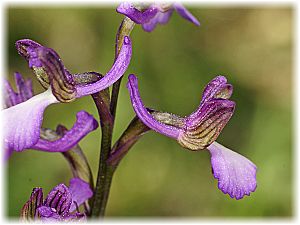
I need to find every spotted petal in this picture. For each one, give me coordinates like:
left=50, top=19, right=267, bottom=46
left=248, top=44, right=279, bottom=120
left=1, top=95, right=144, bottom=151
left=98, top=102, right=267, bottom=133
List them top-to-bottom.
left=2, top=88, right=58, bottom=158
left=207, top=142, right=257, bottom=200
left=68, top=178, right=93, bottom=212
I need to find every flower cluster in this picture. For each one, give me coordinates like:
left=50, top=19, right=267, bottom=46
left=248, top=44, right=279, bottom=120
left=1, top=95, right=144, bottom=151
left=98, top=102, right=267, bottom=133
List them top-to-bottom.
left=3, top=2, right=257, bottom=220
left=21, top=178, right=93, bottom=222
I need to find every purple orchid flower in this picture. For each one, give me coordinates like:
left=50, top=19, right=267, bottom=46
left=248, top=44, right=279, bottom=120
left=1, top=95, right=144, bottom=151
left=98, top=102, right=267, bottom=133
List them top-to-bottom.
left=117, top=2, right=200, bottom=32
left=2, top=36, right=132, bottom=155
left=2, top=72, right=98, bottom=159
left=127, top=74, right=257, bottom=200
left=21, top=178, right=93, bottom=222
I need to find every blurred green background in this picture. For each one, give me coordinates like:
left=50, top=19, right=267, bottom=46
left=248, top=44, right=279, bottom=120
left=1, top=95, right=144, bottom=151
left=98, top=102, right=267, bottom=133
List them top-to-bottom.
left=6, top=4, right=293, bottom=218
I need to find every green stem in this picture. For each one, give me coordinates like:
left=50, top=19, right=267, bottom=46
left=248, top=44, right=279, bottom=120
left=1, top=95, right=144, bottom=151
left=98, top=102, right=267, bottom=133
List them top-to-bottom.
left=90, top=17, right=135, bottom=218
left=90, top=89, right=113, bottom=217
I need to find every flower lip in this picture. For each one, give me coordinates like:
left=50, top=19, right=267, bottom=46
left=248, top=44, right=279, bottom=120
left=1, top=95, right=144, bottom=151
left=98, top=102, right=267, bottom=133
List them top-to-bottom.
left=3, top=88, right=58, bottom=154
left=208, top=142, right=257, bottom=200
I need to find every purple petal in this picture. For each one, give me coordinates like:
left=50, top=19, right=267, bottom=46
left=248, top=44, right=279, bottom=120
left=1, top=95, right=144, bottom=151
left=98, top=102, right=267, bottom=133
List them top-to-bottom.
left=116, top=2, right=159, bottom=24
left=173, top=3, right=200, bottom=26
left=142, top=10, right=174, bottom=32
left=75, top=36, right=132, bottom=97
left=15, top=39, right=42, bottom=60
left=26, top=46, right=76, bottom=102
left=3, top=72, right=33, bottom=108
left=15, top=72, right=33, bottom=102
left=127, top=74, right=180, bottom=139
left=201, top=76, right=233, bottom=105
left=3, top=79, right=18, bottom=108
left=2, top=89, right=58, bottom=154
left=178, top=99, right=235, bottom=150
left=187, top=99, right=235, bottom=129
left=31, top=111, right=98, bottom=152
left=207, top=142, right=257, bottom=200
left=68, top=178, right=93, bottom=212
left=44, top=184, right=72, bottom=216
left=21, top=188, right=43, bottom=220
left=37, top=206, right=62, bottom=222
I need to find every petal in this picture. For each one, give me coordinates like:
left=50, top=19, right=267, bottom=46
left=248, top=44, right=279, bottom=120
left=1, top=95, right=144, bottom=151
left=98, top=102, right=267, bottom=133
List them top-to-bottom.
left=116, top=2, right=159, bottom=24
left=173, top=3, right=200, bottom=26
left=142, top=10, right=173, bottom=32
left=75, top=36, right=132, bottom=97
left=15, top=39, right=42, bottom=60
left=16, top=39, right=50, bottom=89
left=27, top=46, right=76, bottom=102
left=3, top=72, right=33, bottom=108
left=15, top=72, right=33, bottom=102
left=127, top=74, right=181, bottom=139
left=201, top=76, right=233, bottom=105
left=3, top=79, right=19, bottom=108
left=2, top=88, right=58, bottom=154
left=178, top=99, right=235, bottom=150
left=32, top=111, right=98, bottom=152
left=207, top=142, right=257, bottom=200
left=68, top=178, right=93, bottom=212
left=44, top=183, right=72, bottom=216
left=20, top=188, right=43, bottom=221
left=37, top=206, right=62, bottom=222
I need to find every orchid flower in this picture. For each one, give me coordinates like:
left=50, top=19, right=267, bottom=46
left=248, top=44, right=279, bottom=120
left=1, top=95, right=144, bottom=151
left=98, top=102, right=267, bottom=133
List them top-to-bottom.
left=117, top=2, right=200, bottom=32
left=2, top=36, right=132, bottom=155
left=2, top=72, right=99, bottom=159
left=127, top=74, right=257, bottom=200
left=21, top=178, right=93, bottom=222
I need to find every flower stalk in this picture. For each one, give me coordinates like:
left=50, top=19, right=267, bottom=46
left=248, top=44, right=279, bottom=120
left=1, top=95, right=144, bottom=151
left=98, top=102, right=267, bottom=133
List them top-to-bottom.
left=90, top=17, right=135, bottom=218
left=90, top=85, right=113, bottom=217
